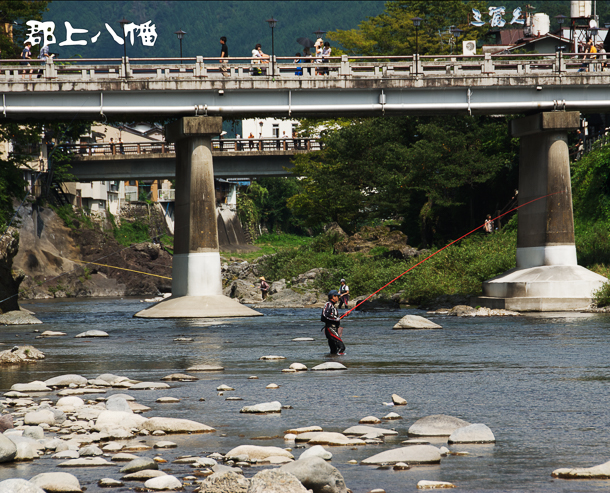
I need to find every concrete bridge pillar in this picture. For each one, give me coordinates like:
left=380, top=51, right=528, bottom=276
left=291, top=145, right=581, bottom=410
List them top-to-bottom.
left=479, top=111, right=606, bottom=311
left=136, top=116, right=261, bottom=318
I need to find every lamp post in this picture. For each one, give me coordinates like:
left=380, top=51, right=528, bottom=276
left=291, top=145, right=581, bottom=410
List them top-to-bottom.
left=555, top=15, right=566, bottom=74
left=266, top=17, right=278, bottom=78
left=411, top=17, right=422, bottom=75
left=119, top=18, right=130, bottom=77
left=450, top=27, right=463, bottom=54
left=174, top=29, right=186, bottom=62
left=313, top=29, right=326, bottom=39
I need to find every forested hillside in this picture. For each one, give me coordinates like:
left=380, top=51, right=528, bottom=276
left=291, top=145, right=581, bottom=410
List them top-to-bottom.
left=43, top=1, right=385, bottom=59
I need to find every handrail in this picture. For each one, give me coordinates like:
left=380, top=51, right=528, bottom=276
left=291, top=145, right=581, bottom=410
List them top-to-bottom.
left=58, top=138, right=322, bottom=156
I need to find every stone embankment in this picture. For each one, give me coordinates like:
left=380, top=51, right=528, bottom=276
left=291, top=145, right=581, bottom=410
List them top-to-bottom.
left=0, top=364, right=500, bottom=493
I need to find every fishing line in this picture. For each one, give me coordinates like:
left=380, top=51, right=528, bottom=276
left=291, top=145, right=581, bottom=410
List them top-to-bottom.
left=339, top=190, right=565, bottom=319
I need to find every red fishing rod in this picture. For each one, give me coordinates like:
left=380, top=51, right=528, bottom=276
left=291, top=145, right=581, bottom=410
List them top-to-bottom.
left=340, top=190, right=565, bottom=319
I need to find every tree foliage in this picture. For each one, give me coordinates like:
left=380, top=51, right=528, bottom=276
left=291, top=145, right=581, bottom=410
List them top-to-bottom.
left=328, top=0, right=488, bottom=56
left=0, top=1, right=49, bottom=58
left=288, top=115, right=517, bottom=246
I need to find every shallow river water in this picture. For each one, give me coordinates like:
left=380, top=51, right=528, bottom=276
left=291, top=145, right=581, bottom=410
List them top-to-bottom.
left=2, top=298, right=610, bottom=492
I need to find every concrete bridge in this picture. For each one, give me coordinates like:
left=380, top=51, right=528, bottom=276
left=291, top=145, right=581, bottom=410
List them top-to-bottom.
left=1, top=54, right=610, bottom=119
left=7, top=55, right=604, bottom=315
left=61, top=139, right=321, bottom=180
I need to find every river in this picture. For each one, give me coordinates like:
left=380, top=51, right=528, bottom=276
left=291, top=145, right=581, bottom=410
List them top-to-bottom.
left=1, top=298, right=610, bottom=492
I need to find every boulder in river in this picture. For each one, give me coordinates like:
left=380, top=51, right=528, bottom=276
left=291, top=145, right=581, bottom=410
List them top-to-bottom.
left=0, top=310, right=42, bottom=325
left=393, top=315, right=442, bottom=330
left=75, top=330, right=109, bottom=338
left=311, top=362, right=346, bottom=371
left=186, top=364, right=224, bottom=372
left=160, top=373, right=198, bottom=381
left=44, top=374, right=88, bottom=387
left=391, top=394, right=407, bottom=405
left=240, top=401, right=282, bottom=414
left=24, top=410, right=55, bottom=426
left=94, top=410, right=147, bottom=433
left=0, top=415, right=14, bottom=432
left=408, top=415, right=471, bottom=437
left=139, top=417, right=215, bottom=434
left=448, top=424, right=496, bottom=444
left=343, top=426, right=398, bottom=437
left=296, top=432, right=365, bottom=447
left=226, top=445, right=294, bottom=461
left=299, top=445, right=332, bottom=461
left=361, top=445, right=442, bottom=465
left=280, top=456, right=348, bottom=493
left=120, top=457, right=159, bottom=474
left=552, top=459, right=610, bottom=479
left=248, top=469, right=309, bottom=493
left=196, top=470, right=250, bottom=493
left=29, top=472, right=82, bottom=492
left=144, top=475, right=182, bottom=490
left=0, top=479, right=45, bottom=493
left=417, top=480, right=456, bottom=489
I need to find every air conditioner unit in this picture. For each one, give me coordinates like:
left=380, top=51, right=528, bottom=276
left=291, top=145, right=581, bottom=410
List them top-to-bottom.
left=463, top=40, right=476, bottom=56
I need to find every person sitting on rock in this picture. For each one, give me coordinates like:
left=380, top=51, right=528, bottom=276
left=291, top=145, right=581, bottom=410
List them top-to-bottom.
left=259, top=277, right=270, bottom=300
left=321, top=290, right=345, bottom=355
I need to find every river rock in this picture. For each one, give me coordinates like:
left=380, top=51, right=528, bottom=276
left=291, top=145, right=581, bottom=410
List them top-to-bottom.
left=270, top=279, right=287, bottom=295
left=0, top=311, right=42, bottom=325
left=393, top=315, right=442, bottom=329
left=75, top=330, right=109, bottom=338
left=39, top=331, right=67, bottom=337
left=292, top=338, right=314, bottom=341
left=259, top=355, right=286, bottom=360
left=311, top=362, right=346, bottom=371
left=289, top=363, right=308, bottom=371
left=186, top=364, right=224, bottom=372
left=161, top=373, right=198, bottom=381
left=44, top=375, right=88, bottom=387
left=11, top=381, right=51, bottom=392
left=129, top=382, right=170, bottom=390
left=266, top=383, right=280, bottom=389
left=217, top=384, right=235, bottom=391
left=107, top=393, right=135, bottom=401
left=391, top=394, right=407, bottom=405
left=56, top=396, right=85, bottom=409
left=105, top=397, right=133, bottom=413
left=156, top=397, right=180, bottom=403
left=240, top=401, right=282, bottom=414
left=24, top=410, right=55, bottom=426
left=94, top=410, right=147, bottom=433
left=383, top=412, right=402, bottom=420
left=0, top=414, right=14, bottom=432
left=408, top=415, right=471, bottom=436
left=359, top=416, right=381, bottom=424
left=140, top=417, right=215, bottom=434
left=448, top=424, right=495, bottom=444
left=23, top=426, right=44, bottom=440
left=286, top=426, right=323, bottom=435
left=343, top=426, right=398, bottom=436
left=296, top=432, right=365, bottom=446
left=154, top=441, right=177, bottom=449
left=79, top=445, right=103, bottom=456
left=226, top=445, right=293, bottom=461
left=299, top=445, right=332, bottom=461
left=361, top=445, right=442, bottom=465
left=53, top=450, right=80, bottom=459
left=111, top=453, right=139, bottom=462
left=280, top=456, right=348, bottom=493
left=58, top=457, right=114, bottom=467
left=120, top=457, right=159, bottom=473
left=552, top=459, right=610, bottom=479
left=248, top=469, right=309, bottom=493
left=122, top=470, right=167, bottom=481
left=197, top=470, right=249, bottom=493
left=30, top=472, right=82, bottom=492
left=144, top=475, right=182, bottom=490
left=98, top=478, right=124, bottom=487
left=0, top=479, right=45, bottom=493
left=417, top=480, right=456, bottom=489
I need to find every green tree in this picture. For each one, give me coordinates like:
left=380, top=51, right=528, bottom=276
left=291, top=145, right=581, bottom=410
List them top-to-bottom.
left=328, top=0, right=488, bottom=56
left=0, top=1, right=49, bottom=58
left=288, top=115, right=517, bottom=245
left=256, top=177, right=305, bottom=234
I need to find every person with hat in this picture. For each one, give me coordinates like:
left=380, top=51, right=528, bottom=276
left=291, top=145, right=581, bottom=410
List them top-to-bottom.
left=259, top=277, right=270, bottom=300
left=338, top=278, right=350, bottom=309
left=321, top=290, right=346, bottom=355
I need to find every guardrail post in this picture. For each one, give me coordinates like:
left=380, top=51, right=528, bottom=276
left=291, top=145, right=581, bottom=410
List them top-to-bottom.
left=483, top=52, right=493, bottom=73
left=415, top=54, right=422, bottom=76
left=339, top=55, right=351, bottom=76
left=194, top=56, right=207, bottom=78
left=44, top=59, right=57, bottom=79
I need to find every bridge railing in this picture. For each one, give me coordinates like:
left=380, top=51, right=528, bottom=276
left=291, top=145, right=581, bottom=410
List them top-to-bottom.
left=1, top=53, right=604, bottom=81
left=58, top=138, right=322, bottom=156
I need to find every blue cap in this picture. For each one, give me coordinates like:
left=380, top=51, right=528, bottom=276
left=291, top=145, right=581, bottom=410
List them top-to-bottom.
left=328, top=290, right=339, bottom=297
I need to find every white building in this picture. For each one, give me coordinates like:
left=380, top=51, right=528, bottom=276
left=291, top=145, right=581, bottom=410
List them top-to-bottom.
left=242, top=118, right=299, bottom=139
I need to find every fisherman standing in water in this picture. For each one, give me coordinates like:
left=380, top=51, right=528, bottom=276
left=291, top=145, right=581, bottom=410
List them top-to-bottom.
left=338, top=278, right=349, bottom=309
left=322, top=290, right=346, bottom=355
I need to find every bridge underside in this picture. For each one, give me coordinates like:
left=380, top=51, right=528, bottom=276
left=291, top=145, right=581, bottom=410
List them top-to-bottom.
left=68, top=152, right=297, bottom=180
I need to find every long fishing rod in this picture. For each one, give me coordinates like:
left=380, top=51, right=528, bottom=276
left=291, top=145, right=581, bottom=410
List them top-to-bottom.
left=340, top=190, right=565, bottom=319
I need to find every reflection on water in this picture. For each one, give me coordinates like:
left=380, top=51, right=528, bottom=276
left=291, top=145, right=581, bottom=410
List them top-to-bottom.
left=1, top=298, right=610, bottom=492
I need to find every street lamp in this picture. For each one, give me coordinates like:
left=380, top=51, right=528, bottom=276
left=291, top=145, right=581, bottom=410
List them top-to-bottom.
left=555, top=15, right=567, bottom=74
left=266, top=17, right=278, bottom=78
left=411, top=17, right=422, bottom=75
left=119, top=18, right=130, bottom=77
left=450, top=27, right=464, bottom=54
left=174, top=29, right=186, bottom=62
left=313, top=29, right=326, bottom=39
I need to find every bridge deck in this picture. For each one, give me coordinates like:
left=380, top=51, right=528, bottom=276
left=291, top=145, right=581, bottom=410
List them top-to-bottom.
left=2, top=54, right=609, bottom=119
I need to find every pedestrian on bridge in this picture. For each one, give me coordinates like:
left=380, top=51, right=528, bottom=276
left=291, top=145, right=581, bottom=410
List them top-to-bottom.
left=220, top=36, right=229, bottom=77
left=21, top=42, right=32, bottom=80
left=248, top=132, right=255, bottom=149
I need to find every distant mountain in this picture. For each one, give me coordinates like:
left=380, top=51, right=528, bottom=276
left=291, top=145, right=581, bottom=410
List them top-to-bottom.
left=43, top=1, right=385, bottom=59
